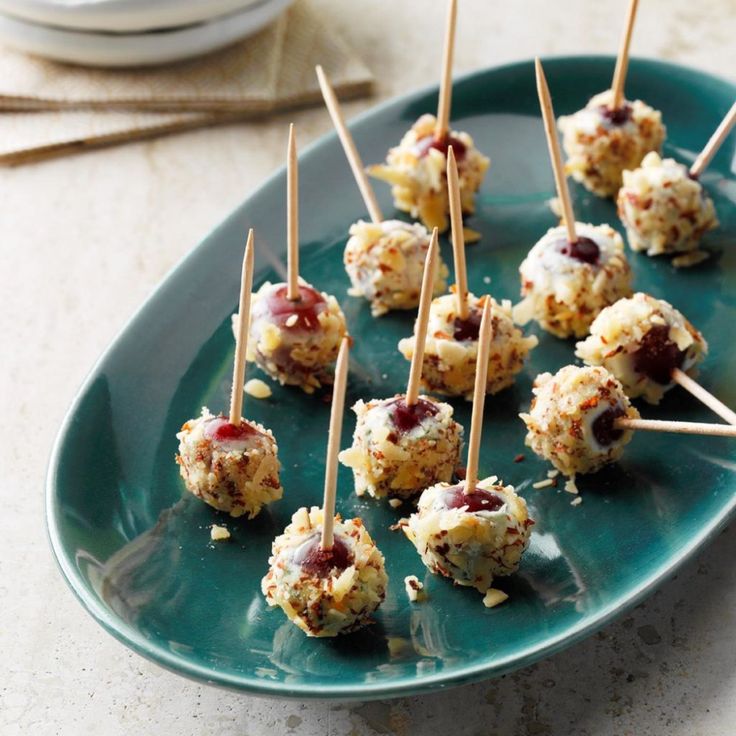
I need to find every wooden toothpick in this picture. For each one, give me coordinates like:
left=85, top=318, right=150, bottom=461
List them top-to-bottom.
left=435, top=0, right=458, bottom=140
left=610, top=0, right=639, bottom=110
left=535, top=58, right=577, bottom=244
left=316, top=65, right=383, bottom=224
left=689, top=101, right=736, bottom=178
left=287, top=123, right=300, bottom=301
left=447, top=145, right=469, bottom=319
left=405, top=228, right=439, bottom=406
left=229, top=229, right=255, bottom=426
left=465, top=297, right=493, bottom=494
left=321, top=337, right=350, bottom=550
left=672, top=368, right=736, bottom=425
left=615, top=417, right=736, bottom=438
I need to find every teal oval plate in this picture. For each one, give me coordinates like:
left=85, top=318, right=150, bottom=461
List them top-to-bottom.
left=47, top=56, right=736, bottom=700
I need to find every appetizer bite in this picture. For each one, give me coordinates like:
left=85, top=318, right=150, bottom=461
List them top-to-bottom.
left=367, top=0, right=489, bottom=233
left=558, top=0, right=665, bottom=197
left=514, top=59, right=633, bottom=339
left=317, top=66, right=449, bottom=317
left=617, top=102, right=736, bottom=258
left=237, top=125, right=348, bottom=393
left=399, top=148, right=537, bottom=399
left=344, top=220, right=448, bottom=317
left=514, top=221, right=632, bottom=339
left=339, top=231, right=463, bottom=499
left=177, top=232, right=283, bottom=518
left=576, top=293, right=707, bottom=405
left=403, top=300, right=534, bottom=600
left=262, top=339, right=388, bottom=636
left=521, top=364, right=736, bottom=483
left=521, top=365, right=639, bottom=479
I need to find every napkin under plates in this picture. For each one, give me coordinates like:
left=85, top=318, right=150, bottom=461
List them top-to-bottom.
left=0, top=1, right=373, bottom=164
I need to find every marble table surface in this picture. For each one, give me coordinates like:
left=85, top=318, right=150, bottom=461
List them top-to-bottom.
left=2, top=1, right=735, bottom=734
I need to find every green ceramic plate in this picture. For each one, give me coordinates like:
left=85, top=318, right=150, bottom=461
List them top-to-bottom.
left=47, top=56, right=736, bottom=700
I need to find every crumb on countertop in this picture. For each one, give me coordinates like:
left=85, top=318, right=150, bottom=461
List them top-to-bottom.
left=244, top=378, right=272, bottom=399
left=513, top=454, right=525, bottom=463
left=565, top=477, right=579, bottom=495
left=532, top=478, right=555, bottom=490
left=570, top=496, right=583, bottom=507
left=389, top=498, right=402, bottom=509
left=210, top=524, right=231, bottom=542
left=404, top=575, right=427, bottom=602
left=483, top=588, right=509, bottom=608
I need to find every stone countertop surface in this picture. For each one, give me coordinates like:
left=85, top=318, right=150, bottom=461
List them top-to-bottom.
left=1, top=1, right=735, bottom=734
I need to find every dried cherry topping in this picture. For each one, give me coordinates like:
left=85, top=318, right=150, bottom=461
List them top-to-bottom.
left=632, top=324, right=684, bottom=385
left=387, top=397, right=439, bottom=433
left=592, top=406, right=625, bottom=446
left=441, top=484, right=505, bottom=512
left=293, top=533, right=353, bottom=576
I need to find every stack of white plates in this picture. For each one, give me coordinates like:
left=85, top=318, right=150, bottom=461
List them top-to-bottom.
left=0, top=0, right=294, bottom=67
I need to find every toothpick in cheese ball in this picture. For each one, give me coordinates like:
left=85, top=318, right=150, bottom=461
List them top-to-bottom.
left=367, top=0, right=489, bottom=233
left=558, top=0, right=666, bottom=197
left=514, top=59, right=633, bottom=339
left=316, top=65, right=449, bottom=317
left=617, top=101, right=735, bottom=258
left=237, top=125, right=349, bottom=394
left=399, top=149, right=537, bottom=399
left=339, top=230, right=463, bottom=500
left=176, top=231, right=283, bottom=518
left=577, top=292, right=736, bottom=425
left=403, top=300, right=534, bottom=600
left=261, top=339, right=388, bottom=637
left=521, top=364, right=736, bottom=484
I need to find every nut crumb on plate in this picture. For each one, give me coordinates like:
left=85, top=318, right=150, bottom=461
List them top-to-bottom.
left=672, top=250, right=710, bottom=269
left=244, top=378, right=272, bottom=399
left=210, top=525, right=231, bottom=541
left=404, top=575, right=427, bottom=602
left=483, top=588, right=509, bottom=608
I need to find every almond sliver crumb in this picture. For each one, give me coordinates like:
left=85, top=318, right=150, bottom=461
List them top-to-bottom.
left=244, top=378, right=272, bottom=399
left=533, top=478, right=555, bottom=489
left=210, top=525, right=231, bottom=542
left=404, top=575, right=426, bottom=602
left=483, top=588, right=509, bottom=608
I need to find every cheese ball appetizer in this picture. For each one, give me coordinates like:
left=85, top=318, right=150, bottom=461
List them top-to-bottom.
left=558, top=90, right=666, bottom=198
left=368, top=114, right=490, bottom=233
left=617, top=152, right=718, bottom=256
left=344, top=219, right=449, bottom=317
left=513, top=222, right=633, bottom=339
left=237, top=280, right=348, bottom=394
left=575, top=292, right=708, bottom=405
left=398, top=293, right=537, bottom=400
left=520, top=365, right=640, bottom=477
left=338, top=394, right=463, bottom=500
left=176, top=408, right=282, bottom=518
left=402, top=476, right=533, bottom=594
left=261, top=506, right=388, bottom=637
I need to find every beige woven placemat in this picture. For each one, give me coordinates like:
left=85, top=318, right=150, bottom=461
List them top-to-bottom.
left=0, top=1, right=373, bottom=164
